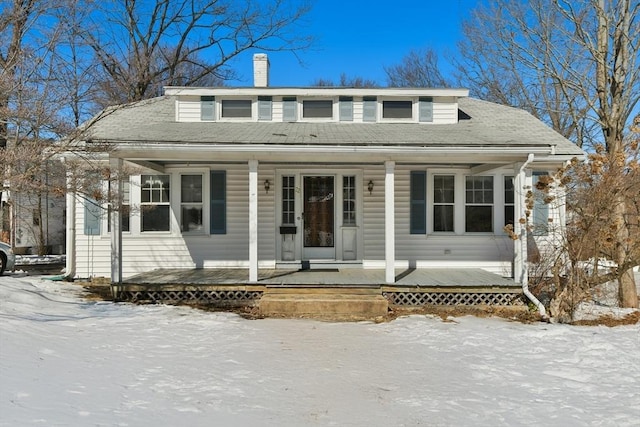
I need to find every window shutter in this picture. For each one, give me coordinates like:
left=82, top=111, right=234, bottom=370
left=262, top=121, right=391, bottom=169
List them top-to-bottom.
left=201, top=96, right=215, bottom=121
left=258, top=96, right=272, bottom=120
left=339, top=96, right=353, bottom=121
left=363, top=96, right=377, bottom=122
left=283, top=97, right=297, bottom=121
left=419, top=97, right=433, bottom=122
left=210, top=171, right=226, bottom=234
left=410, top=171, right=427, bottom=234
left=532, top=172, right=549, bottom=235
left=84, top=198, right=101, bottom=235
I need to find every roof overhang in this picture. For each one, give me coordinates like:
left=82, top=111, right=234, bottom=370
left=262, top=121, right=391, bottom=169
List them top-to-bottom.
left=164, top=86, right=470, bottom=98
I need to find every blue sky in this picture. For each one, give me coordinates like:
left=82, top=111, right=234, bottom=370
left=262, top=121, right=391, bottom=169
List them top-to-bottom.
left=232, top=0, right=477, bottom=87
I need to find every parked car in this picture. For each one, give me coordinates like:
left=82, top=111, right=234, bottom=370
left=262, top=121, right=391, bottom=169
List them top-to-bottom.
left=0, top=241, right=16, bottom=275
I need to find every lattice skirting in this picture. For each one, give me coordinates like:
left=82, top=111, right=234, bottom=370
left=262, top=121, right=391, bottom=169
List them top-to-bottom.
left=117, top=289, right=264, bottom=306
left=383, top=291, right=525, bottom=307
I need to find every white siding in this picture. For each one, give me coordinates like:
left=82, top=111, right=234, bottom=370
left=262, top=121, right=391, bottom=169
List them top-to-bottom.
left=176, top=96, right=203, bottom=122
left=432, top=97, right=458, bottom=124
left=74, top=163, right=571, bottom=279
left=74, top=164, right=277, bottom=279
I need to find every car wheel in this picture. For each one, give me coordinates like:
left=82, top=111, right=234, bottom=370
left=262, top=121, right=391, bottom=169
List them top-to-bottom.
left=0, top=254, right=5, bottom=276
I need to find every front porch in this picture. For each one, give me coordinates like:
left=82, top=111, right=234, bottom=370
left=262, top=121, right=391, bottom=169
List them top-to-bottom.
left=114, top=268, right=526, bottom=318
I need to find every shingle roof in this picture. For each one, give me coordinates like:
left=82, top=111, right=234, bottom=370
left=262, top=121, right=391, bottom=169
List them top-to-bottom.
left=82, top=95, right=583, bottom=156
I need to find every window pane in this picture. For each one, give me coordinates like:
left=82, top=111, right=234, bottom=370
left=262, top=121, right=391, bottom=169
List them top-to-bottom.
left=258, top=96, right=272, bottom=120
left=283, top=97, right=297, bottom=121
left=339, top=97, right=353, bottom=121
left=419, top=97, right=433, bottom=122
left=221, top=99, right=252, bottom=118
left=303, top=100, right=333, bottom=118
left=383, top=100, right=412, bottom=119
left=532, top=172, right=550, bottom=235
left=142, top=175, right=169, bottom=203
left=181, top=175, right=202, bottom=203
left=342, top=175, right=356, bottom=225
left=434, top=175, right=454, bottom=203
left=504, top=176, right=514, bottom=204
left=142, top=205, right=170, bottom=231
left=434, top=205, right=454, bottom=232
left=181, top=206, right=203, bottom=232
left=466, top=206, right=493, bottom=232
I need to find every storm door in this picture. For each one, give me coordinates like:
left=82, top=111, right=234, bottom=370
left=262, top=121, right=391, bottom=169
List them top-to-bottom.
left=303, top=176, right=335, bottom=260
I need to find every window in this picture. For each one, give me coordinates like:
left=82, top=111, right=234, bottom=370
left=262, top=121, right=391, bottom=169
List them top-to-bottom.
left=201, top=96, right=215, bottom=121
left=258, top=96, right=272, bottom=121
left=363, top=96, right=377, bottom=122
left=283, top=97, right=297, bottom=121
left=339, top=97, right=353, bottom=121
left=419, top=97, right=433, bottom=122
left=221, top=99, right=252, bottom=118
left=303, top=100, right=333, bottom=118
left=383, top=100, right=412, bottom=119
left=210, top=171, right=226, bottom=234
left=410, top=171, right=426, bottom=234
left=532, top=172, right=550, bottom=236
left=84, top=175, right=102, bottom=235
left=141, top=175, right=170, bottom=232
left=181, top=175, right=203, bottom=232
left=282, top=175, right=295, bottom=225
left=433, top=175, right=454, bottom=232
left=343, top=176, right=356, bottom=225
left=465, top=176, right=494, bottom=232
left=504, top=176, right=514, bottom=227
left=108, top=180, right=130, bottom=233
left=32, top=208, right=40, bottom=226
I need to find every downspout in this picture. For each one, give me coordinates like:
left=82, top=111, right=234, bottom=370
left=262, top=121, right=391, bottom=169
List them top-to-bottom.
left=518, top=153, right=547, bottom=318
left=63, top=158, right=76, bottom=280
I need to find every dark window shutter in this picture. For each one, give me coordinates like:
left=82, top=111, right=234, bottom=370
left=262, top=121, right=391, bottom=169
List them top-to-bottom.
left=201, top=96, right=215, bottom=121
left=258, top=96, right=272, bottom=120
left=339, top=96, right=353, bottom=121
left=363, top=96, right=377, bottom=122
left=283, top=97, right=297, bottom=121
left=419, top=97, right=433, bottom=122
left=210, top=171, right=226, bottom=234
left=410, top=171, right=427, bottom=234
left=84, top=199, right=101, bottom=235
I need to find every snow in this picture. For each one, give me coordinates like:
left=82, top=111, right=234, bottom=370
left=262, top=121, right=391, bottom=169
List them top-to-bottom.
left=1, top=276, right=639, bottom=427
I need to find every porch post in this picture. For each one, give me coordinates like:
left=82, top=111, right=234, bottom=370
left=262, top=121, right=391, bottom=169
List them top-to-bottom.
left=109, top=157, right=123, bottom=285
left=248, top=160, right=259, bottom=282
left=385, top=161, right=395, bottom=284
left=513, top=162, right=527, bottom=285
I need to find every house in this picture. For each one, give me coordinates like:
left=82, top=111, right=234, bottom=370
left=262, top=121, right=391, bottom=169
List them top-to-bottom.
left=64, top=54, right=583, bottom=314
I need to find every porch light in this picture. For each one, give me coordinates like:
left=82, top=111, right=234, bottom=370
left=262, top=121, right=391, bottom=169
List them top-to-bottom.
left=264, top=179, right=271, bottom=193
left=367, top=180, right=374, bottom=195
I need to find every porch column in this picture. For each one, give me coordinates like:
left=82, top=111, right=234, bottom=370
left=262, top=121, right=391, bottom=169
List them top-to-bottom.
left=110, top=158, right=123, bottom=285
left=249, top=160, right=259, bottom=282
left=385, top=161, right=395, bottom=284
left=513, top=163, right=527, bottom=285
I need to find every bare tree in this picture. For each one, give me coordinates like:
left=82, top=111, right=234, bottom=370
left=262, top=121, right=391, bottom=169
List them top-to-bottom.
left=77, top=0, right=313, bottom=105
left=456, top=0, right=639, bottom=308
left=384, top=48, right=450, bottom=88
left=310, top=73, right=379, bottom=88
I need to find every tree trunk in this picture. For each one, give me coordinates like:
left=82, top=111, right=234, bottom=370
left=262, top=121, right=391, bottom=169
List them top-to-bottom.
left=613, top=191, right=638, bottom=307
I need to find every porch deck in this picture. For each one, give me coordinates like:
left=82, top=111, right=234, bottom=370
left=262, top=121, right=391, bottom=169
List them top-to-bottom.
left=114, top=268, right=526, bottom=312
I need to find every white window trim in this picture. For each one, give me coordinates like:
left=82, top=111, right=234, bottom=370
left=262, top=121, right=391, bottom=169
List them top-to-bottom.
left=217, top=97, right=257, bottom=122
left=299, top=97, right=337, bottom=122
left=379, top=97, right=417, bottom=123
left=177, top=171, right=208, bottom=235
left=139, top=173, right=173, bottom=234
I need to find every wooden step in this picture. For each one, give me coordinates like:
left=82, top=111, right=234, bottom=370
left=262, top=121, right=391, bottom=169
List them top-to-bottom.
left=259, top=289, right=388, bottom=320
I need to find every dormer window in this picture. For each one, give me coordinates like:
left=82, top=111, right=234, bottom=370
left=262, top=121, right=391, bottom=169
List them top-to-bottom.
left=222, top=99, right=252, bottom=118
left=303, top=100, right=333, bottom=119
left=383, top=100, right=412, bottom=119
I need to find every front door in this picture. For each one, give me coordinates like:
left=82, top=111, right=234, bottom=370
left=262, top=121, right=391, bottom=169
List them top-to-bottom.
left=302, top=176, right=335, bottom=260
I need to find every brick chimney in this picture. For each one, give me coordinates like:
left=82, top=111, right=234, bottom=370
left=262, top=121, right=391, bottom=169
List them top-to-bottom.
left=253, top=53, right=269, bottom=87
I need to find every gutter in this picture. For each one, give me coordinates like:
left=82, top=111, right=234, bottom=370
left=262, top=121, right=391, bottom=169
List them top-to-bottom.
left=518, top=153, right=547, bottom=319
left=63, top=158, right=76, bottom=280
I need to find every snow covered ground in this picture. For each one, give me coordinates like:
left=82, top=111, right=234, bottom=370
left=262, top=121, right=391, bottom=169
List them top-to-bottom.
left=1, top=275, right=639, bottom=426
